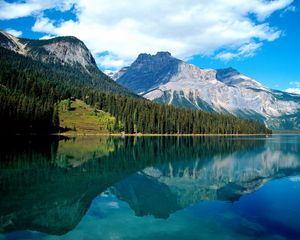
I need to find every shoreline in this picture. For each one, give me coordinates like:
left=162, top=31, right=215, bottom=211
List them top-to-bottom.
left=6, top=132, right=300, bottom=137
left=52, top=132, right=273, bottom=137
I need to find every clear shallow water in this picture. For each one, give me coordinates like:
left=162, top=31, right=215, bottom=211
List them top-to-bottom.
left=0, top=135, right=300, bottom=240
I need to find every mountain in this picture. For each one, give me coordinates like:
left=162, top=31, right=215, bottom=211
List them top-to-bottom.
left=0, top=29, right=133, bottom=95
left=0, top=29, right=134, bottom=134
left=0, top=30, right=270, bottom=135
left=0, top=30, right=96, bottom=74
left=116, top=52, right=300, bottom=130
left=116, top=52, right=181, bottom=92
left=112, top=66, right=129, bottom=81
left=103, top=70, right=116, bottom=78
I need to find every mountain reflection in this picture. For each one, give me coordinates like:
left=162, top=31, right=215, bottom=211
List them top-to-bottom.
left=0, top=136, right=300, bottom=235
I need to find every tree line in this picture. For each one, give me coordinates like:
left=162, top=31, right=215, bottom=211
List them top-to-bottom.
left=0, top=47, right=271, bottom=134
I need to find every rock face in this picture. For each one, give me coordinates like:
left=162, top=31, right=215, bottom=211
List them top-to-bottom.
left=0, top=29, right=136, bottom=96
left=0, top=30, right=98, bottom=74
left=0, top=30, right=27, bottom=54
left=116, top=52, right=300, bottom=130
left=116, top=52, right=181, bottom=94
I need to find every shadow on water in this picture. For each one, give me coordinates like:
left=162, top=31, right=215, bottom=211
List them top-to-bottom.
left=0, top=135, right=300, bottom=236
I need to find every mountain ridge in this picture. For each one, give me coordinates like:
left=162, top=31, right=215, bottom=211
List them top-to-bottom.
left=0, top=29, right=135, bottom=97
left=0, top=29, right=271, bottom=135
left=0, top=30, right=97, bottom=74
left=116, top=51, right=182, bottom=94
left=115, top=52, right=300, bottom=130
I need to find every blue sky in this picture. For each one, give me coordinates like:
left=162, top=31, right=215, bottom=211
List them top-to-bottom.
left=0, top=0, right=299, bottom=92
left=189, top=1, right=300, bottom=92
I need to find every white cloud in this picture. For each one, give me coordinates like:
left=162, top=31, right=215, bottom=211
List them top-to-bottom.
left=0, top=0, right=75, bottom=20
left=1, top=0, right=294, bottom=69
left=280, top=5, right=297, bottom=17
left=32, top=16, right=57, bottom=33
left=5, top=28, right=22, bottom=37
left=39, top=34, right=55, bottom=40
left=216, top=42, right=263, bottom=60
left=96, top=54, right=128, bottom=69
left=289, top=81, right=300, bottom=87
left=285, top=82, right=300, bottom=94
left=285, top=88, right=300, bottom=95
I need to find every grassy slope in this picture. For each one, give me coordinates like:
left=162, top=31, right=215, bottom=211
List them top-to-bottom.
left=59, top=99, right=116, bottom=135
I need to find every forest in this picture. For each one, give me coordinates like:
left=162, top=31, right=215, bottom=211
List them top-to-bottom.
left=0, top=47, right=272, bottom=135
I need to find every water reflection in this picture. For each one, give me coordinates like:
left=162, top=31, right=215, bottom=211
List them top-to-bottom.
left=0, top=135, right=300, bottom=237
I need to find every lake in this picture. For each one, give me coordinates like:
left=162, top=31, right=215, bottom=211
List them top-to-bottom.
left=0, top=135, right=300, bottom=240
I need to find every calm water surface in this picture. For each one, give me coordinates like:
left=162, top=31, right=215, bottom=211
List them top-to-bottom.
left=0, top=135, right=300, bottom=239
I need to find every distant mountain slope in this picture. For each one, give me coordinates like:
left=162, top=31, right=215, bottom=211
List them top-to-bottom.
left=0, top=29, right=134, bottom=96
left=116, top=52, right=300, bottom=130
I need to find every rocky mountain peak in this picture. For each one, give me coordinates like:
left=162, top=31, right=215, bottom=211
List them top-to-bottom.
left=0, top=30, right=98, bottom=73
left=115, top=51, right=300, bottom=130
left=135, top=51, right=174, bottom=64
left=155, top=51, right=172, bottom=58
left=117, top=52, right=181, bottom=94
left=135, top=53, right=151, bottom=61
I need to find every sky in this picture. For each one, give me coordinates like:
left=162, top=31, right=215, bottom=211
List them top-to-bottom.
left=0, top=0, right=299, bottom=93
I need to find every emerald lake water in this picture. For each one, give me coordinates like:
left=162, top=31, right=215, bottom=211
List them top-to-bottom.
left=1, top=135, right=300, bottom=240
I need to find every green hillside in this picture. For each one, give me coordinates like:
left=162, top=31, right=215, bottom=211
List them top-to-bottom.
left=59, top=99, right=120, bottom=134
